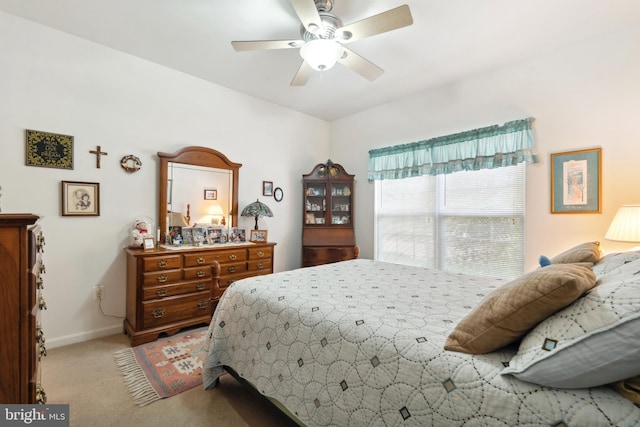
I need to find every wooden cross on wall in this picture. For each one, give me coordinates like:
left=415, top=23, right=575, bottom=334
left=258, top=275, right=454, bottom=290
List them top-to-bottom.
left=89, top=145, right=108, bottom=168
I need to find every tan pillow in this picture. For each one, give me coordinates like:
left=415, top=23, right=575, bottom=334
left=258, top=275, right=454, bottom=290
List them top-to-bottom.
left=550, top=241, right=601, bottom=264
left=444, top=264, right=596, bottom=354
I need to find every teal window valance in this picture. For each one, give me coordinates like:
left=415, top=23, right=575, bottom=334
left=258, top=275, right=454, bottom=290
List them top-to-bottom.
left=368, top=118, right=538, bottom=181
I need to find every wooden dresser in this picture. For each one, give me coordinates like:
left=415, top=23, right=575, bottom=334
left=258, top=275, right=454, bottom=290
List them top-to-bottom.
left=0, top=214, right=47, bottom=404
left=124, top=242, right=275, bottom=346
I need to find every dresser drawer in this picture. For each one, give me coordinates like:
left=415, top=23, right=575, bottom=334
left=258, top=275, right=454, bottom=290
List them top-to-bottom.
left=248, top=246, right=273, bottom=260
left=206, top=249, right=247, bottom=264
left=143, top=254, right=182, bottom=272
left=248, top=258, right=271, bottom=272
left=220, top=261, right=247, bottom=277
left=184, top=265, right=212, bottom=280
left=142, top=269, right=182, bottom=286
left=142, top=279, right=211, bottom=301
left=142, top=291, right=211, bottom=328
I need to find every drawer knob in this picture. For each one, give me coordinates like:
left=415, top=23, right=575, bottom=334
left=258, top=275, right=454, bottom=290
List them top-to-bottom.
left=257, top=251, right=264, bottom=257
left=228, top=254, right=237, bottom=261
left=197, top=257, right=205, bottom=264
left=158, top=260, right=168, bottom=268
left=256, top=262, right=263, bottom=269
left=227, top=266, right=236, bottom=273
left=196, top=270, right=205, bottom=278
left=157, top=274, right=168, bottom=283
left=196, top=283, right=206, bottom=291
left=156, top=289, right=168, bottom=297
left=39, top=294, right=48, bottom=310
left=197, top=300, right=208, bottom=309
left=152, top=308, right=165, bottom=318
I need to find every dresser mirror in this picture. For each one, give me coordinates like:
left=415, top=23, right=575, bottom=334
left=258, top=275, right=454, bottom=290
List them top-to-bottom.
left=158, top=146, right=242, bottom=244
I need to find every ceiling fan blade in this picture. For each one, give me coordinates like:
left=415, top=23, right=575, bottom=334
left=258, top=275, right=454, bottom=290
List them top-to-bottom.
left=289, top=0, right=323, bottom=34
left=337, top=5, right=413, bottom=43
left=231, top=40, right=303, bottom=52
left=337, top=47, right=384, bottom=81
left=290, top=61, right=314, bottom=86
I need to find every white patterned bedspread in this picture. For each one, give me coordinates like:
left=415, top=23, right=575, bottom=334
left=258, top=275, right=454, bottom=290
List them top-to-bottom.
left=203, top=259, right=640, bottom=426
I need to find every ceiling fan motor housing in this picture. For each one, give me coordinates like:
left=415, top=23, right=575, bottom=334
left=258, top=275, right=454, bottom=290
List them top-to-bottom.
left=301, top=12, right=342, bottom=41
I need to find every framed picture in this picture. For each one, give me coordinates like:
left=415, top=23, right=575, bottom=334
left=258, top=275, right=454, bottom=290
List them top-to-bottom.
left=26, top=129, right=74, bottom=169
left=550, top=147, right=601, bottom=214
left=61, top=181, right=100, bottom=216
left=263, top=181, right=273, bottom=196
left=204, top=188, right=217, bottom=200
left=306, top=213, right=315, bottom=224
left=206, top=226, right=227, bottom=244
left=229, top=227, right=246, bottom=243
left=250, top=229, right=268, bottom=243
left=143, top=237, right=155, bottom=251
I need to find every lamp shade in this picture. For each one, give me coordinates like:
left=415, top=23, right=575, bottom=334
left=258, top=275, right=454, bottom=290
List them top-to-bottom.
left=300, top=39, right=342, bottom=71
left=241, top=199, right=273, bottom=230
left=604, top=205, right=640, bottom=242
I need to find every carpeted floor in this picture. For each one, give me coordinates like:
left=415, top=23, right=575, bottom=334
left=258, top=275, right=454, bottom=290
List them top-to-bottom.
left=42, top=329, right=300, bottom=427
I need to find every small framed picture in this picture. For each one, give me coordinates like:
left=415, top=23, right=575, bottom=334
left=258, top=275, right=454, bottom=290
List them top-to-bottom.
left=550, top=147, right=601, bottom=214
left=61, top=181, right=100, bottom=216
left=263, top=181, right=273, bottom=196
left=204, top=188, right=217, bottom=200
left=306, top=213, right=315, bottom=224
left=229, top=227, right=246, bottom=243
left=250, top=229, right=268, bottom=243
left=143, top=237, right=155, bottom=251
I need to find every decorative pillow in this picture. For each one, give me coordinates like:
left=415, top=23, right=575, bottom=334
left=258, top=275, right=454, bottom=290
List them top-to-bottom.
left=550, top=241, right=601, bottom=264
left=502, top=252, right=640, bottom=388
left=444, top=264, right=596, bottom=354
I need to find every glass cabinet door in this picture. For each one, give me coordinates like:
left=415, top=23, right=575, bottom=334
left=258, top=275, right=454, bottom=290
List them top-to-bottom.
left=304, top=183, right=326, bottom=225
left=330, top=183, right=351, bottom=225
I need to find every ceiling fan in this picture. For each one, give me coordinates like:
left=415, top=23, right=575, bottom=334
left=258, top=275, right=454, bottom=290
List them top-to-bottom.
left=231, top=0, right=413, bottom=86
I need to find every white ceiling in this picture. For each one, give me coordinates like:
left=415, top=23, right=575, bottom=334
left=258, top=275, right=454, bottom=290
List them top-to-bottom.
left=1, top=0, right=639, bottom=121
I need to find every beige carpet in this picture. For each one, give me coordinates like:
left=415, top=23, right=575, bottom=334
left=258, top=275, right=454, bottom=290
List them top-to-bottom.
left=42, top=331, right=300, bottom=427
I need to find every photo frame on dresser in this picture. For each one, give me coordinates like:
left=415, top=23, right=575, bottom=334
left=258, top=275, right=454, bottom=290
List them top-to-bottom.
left=61, top=181, right=99, bottom=216
left=250, top=229, right=268, bottom=243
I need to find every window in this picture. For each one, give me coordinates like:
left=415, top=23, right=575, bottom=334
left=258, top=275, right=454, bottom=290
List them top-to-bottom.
left=374, top=163, right=525, bottom=279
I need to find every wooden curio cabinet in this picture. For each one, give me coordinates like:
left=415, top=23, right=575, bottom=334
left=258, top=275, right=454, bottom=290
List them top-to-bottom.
left=302, top=160, right=359, bottom=267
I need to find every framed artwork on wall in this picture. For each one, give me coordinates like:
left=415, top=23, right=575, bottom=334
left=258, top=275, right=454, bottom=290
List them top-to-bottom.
left=26, top=129, right=74, bottom=170
left=550, top=147, right=601, bottom=214
left=61, top=181, right=100, bottom=216
left=263, top=181, right=273, bottom=196
left=204, top=188, right=217, bottom=200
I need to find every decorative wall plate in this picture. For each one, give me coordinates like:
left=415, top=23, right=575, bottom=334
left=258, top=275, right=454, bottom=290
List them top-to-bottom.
left=121, top=155, right=142, bottom=173
left=274, top=187, right=283, bottom=202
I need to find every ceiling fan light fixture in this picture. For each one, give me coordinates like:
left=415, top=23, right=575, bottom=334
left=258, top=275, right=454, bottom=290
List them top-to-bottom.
left=300, top=39, right=342, bottom=71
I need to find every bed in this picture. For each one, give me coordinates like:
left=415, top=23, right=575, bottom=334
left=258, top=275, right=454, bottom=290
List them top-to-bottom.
left=203, top=248, right=640, bottom=426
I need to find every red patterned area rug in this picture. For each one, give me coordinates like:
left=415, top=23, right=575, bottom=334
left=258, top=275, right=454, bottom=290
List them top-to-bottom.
left=114, top=327, right=209, bottom=406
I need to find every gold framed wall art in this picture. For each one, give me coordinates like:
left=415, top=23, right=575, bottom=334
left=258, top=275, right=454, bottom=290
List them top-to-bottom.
left=26, top=129, right=74, bottom=169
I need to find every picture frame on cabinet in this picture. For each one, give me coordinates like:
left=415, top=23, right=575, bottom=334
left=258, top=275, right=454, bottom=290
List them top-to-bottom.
left=550, top=147, right=601, bottom=214
left=61, top=181, right=99, bottom=216
left=263, top=181, right=273, bottom=196
left=306, top=213, right=316, bottom=225
left=206, top=226, right=227, bottom=244
left=229, top=227, right=246, bottom=243
left=250, top=229, right=268, bottom=243
left=143, top=237, right=155, bottom=251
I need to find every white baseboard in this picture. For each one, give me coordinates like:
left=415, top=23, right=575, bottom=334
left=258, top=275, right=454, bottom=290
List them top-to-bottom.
left=46, top=324, right=124, bottom=349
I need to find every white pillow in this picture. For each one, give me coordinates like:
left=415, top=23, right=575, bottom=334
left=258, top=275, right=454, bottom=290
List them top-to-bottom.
left=502, top=252, right=640, bottom=388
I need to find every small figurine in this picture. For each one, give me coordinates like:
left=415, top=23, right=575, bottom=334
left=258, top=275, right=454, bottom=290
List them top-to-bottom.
left=130, top=218, right=153, bottom=247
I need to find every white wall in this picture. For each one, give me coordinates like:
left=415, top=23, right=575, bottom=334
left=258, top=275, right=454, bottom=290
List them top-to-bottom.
left=0, top=12, right=330, bottom=347
left=331, top=23, right=640, bottom=272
